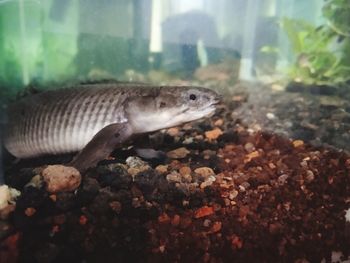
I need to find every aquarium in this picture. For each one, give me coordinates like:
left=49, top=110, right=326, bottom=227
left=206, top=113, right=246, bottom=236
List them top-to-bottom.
left=1, top=0, right=350, bottom=262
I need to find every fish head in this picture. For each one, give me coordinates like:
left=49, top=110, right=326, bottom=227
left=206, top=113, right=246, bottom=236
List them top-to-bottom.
left=126, top=86, right=221, bottom=133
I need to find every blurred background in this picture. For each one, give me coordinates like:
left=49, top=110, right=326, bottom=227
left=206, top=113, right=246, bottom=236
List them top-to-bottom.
left=0, top=0, right=330, bottom=96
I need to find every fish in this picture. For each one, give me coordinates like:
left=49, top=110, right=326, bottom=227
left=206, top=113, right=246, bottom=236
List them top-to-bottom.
left=4, top=83, right=220, bottom=171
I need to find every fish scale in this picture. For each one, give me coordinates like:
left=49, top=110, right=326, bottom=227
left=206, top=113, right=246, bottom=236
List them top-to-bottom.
left=4, top=84, right=136, bottom=158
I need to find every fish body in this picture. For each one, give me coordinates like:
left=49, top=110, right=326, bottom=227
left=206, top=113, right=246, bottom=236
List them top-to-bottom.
left=4, top=83, right=219, bottom=170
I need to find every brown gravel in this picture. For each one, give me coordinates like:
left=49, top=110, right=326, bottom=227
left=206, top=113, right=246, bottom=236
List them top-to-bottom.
left=2, top=86, right=350, bottom=263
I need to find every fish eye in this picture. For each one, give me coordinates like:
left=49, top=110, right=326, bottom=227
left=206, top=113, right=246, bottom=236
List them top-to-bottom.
left=189, top=94, right=197, bottom=100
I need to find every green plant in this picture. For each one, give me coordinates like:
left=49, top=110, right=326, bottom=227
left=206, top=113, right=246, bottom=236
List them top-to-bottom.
left=282, top=0, right=350, bottom=86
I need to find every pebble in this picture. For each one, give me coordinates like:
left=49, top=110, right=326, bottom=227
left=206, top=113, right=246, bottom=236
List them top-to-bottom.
left=266, top=112, right=276, bottom=120
left=214, top=119, right=224, bottom=126
left=183, top=123, right=192, bottom=130
left=167, top=127, right=179, bottom=136
left=205, top=128, right=223, bottom=140
left=195, top=135, right=204, bottom=140
left=182, top=137, right=194, bottom=144
left=293, top=140, right=304, bottom=148
left=244, top=142, right=255, bottom=153
left=167, top=147, right=190, bottom=159
left=244, top=151, right=260, bottom=163
left=126, top=156, right=149, bottom=169
left=300, top=161, right=308, bottom=168
left=268, top=163, right=276, bottom=169
left=42, top=165, right=81, bottom=193
left=155, top=165, right=168, bottom=174
left=127, top=166, right=150, bottom=177
left=179, top=166, right=191, bottom=176
left=194, top=167, right=215, bottom=178
left=305, top=170, right=315, bottom=182
left=166, top=172, right=182, bottom=183
left=25, top=174, right=43, bottom=188
left=182, top=174, right=193, bottom=183
left=278, top=174, right=289, bottom=185
left=200, top=175, right=216, bottom=189
left=0, top=185, right=20, bottom=210
left=229, top=190, right=238, bottom=200
left=194, top=206, right=214, bottom=218
left=24, top=207, right=36, bottom=217
left=158, top=213, right=170, bottom=223
left=171, top=214, right=180, bottom=226
left=79, top=215, right=88, bottom=225
left=203, top=219, right=211, bottom=227
left=210, top=221, right=222, bottom=233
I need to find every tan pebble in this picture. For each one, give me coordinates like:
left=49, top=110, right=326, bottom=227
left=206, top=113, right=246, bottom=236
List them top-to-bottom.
left=214, top=119, right=224, bottom=126
left=183, top=123, right=192, bottom=130
left=167, top=127, right=179, bottom=136
left=205, top=128, right=223, bottom=140
left=195, top=135, right=204, bottom=140
left=293, top=140, right=304, bottom=148
left=244, top=142, right=255, bottom=153
left=224, top=144, right=235, bottom=151
left=167, top=147, right=190, bottom=159
left=244, top=151, right=260, bottom=163
left=169, top=160, right=182, bottom=169
left=268, top=163, right=276, bottom=169
left=42, top=165, right=81, bottom=193
left=127, top=165, right=149, bottom=176
left=155, top=165, right=168, bottom=174
left=179, top=166, right=191, bottom=176
left=194, top=167, right=215, bottom=178
left=305, top=170, right=315, bottom=182
left=166, top=172, right=182, bottom=183
left=182, top=173, right=192, bottom=183
left=200, top=180, right=213, bottom=189
left=0, top=185, right=20, bottom=212
left=229, top=190, right=238, bottom=200
left=25, top=207, right=36, bottom=217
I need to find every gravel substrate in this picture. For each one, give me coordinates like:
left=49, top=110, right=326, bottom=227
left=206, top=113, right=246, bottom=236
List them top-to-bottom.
left=1, top=83, right=350, bottom=263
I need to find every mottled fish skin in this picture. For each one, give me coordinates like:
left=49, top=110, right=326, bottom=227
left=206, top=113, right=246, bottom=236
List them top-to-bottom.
left=4, top=83, right=152, bottom=158
left=4, top=83, right=220, bottom=163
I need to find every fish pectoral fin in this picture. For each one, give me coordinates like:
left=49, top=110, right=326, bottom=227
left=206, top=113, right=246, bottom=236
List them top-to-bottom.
left=69, top=123, right=133, bottom=172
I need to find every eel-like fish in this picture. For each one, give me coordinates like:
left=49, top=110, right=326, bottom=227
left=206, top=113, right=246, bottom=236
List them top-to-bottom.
left=4, top=83, right=220, bottom=171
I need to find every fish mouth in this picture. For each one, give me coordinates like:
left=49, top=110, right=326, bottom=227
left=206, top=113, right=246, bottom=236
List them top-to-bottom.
left=211, top=94, right=222, bottom=105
